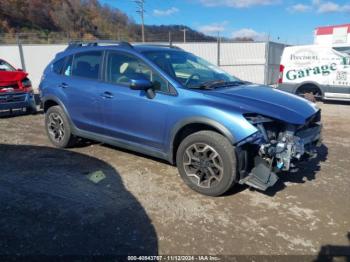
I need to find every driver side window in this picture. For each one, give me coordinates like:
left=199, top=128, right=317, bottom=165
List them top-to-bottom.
left=106, top=52, right=169, bottom=93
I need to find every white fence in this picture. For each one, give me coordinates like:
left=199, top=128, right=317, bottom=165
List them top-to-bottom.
left=0, top=42, right=286, bottom=90
left=0, top=44, right=67, bottom=90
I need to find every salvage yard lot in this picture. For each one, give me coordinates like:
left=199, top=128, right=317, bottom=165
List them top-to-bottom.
left=0, top=102, right=349, bottom=256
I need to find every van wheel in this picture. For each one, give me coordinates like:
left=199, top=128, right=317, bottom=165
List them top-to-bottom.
left=296, top=84, right=322, bottom=102
left=45, top=105, right=77, bottom=148
left=176, top=131, right=237, bottom=196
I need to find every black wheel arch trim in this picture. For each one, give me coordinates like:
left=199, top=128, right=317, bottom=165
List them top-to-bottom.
left=295, top=81, right=325, bottom=96
left=42, top=96, right=75, bottom=127
left=168, top=117, right=236, bottom=164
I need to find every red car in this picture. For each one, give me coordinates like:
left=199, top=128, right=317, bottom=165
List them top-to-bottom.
left=0, top=59, right=36, bottom=113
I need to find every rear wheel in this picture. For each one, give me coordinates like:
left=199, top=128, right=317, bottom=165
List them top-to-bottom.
left=296, top=84, right=322, bottom=102
left=45, top=105, right=77, bottom=148
left=176, top=130, right=237, bottom=196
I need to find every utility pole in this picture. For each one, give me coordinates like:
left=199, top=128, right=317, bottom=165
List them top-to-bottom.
left=134, top=0, right=145, bottom=42
left=181, top=28, right=188, bottom=43
left=169, top=31, right=172, bottom=46
left=217, top=31, right=221, bottom=66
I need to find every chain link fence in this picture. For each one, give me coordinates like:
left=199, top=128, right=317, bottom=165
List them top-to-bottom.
left=0, top=31, right=220, bottom=44
left=0, top=32, right=287, bottom=88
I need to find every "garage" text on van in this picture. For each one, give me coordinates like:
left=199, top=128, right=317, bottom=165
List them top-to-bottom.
left=286, top=63, right=337, bottom=80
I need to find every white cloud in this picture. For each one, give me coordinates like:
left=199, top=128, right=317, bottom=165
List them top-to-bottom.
left=199, top=0, right=279, bottom=8
left=289, top=0, right=350, bottom=14
left=316, top=1, right=350, bottom=13
left=317, top=1, right=340, bottom=13
left=289, top=3, right=311, bottom=12
left=153, top=7, right=179, bottom=16
left=198, top=22, right=227, bottom=34
left=231, top=28, right=268, bottom=41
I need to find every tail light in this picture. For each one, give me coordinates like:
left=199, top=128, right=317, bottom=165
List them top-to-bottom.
left=278, top=65, right=284, bottom=84
left=21, top=78, right=33, bottom=92
left=22, top=78, right=32, bottom=87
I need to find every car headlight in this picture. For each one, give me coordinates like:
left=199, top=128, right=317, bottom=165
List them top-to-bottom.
left=243, top=113, right=274, bottom=124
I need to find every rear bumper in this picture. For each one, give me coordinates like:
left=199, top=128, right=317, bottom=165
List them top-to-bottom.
left=0, top=92, right=36, bottom=111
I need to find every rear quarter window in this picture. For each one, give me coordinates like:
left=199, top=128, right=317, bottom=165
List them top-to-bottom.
left=62, top=56, right=73, bottom=77
left=51, top=58, right=65, bottom=74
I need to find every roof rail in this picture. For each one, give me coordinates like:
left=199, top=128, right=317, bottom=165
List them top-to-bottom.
left=66, top=40, right=133, bottom=50
left=133, top=43, right=183, bottom=50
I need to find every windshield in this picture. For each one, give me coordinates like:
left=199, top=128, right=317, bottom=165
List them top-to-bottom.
left=142, top=50, right=240, bottom=89
left=0, top=59, right=15, bottom=72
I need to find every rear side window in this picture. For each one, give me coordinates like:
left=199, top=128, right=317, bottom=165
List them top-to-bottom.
left=72, top=51, right=102, bottom=80
left=52, top=58, right=65, bottom=74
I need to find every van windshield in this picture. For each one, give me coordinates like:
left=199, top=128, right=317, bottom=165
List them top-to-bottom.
left=333, top=47, right=350, bottom=55
left=142, top=50, right=240, bottom=89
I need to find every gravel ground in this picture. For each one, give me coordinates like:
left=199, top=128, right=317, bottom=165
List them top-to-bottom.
left=0, top=102, right=349, bottom=257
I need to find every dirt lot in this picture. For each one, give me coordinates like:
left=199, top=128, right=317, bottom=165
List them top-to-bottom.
left=0, top=102, right=349, bottom=257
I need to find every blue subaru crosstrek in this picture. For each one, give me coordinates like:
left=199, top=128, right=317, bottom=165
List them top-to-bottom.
left=39, top=41, right=322, bottom=196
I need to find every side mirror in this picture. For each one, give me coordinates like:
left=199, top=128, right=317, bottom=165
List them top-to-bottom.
left=129, top=78, right=156, bottom=99
left=129, top=79, right=153, bottom=90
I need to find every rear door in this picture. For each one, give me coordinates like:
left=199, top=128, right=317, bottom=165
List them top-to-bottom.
left=58, top=51, right=105, bottom=133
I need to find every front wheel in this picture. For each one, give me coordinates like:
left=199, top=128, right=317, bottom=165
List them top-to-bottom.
left=45, top=105, right=77, bottom=148
left=176, top=131, right=237, bottom=196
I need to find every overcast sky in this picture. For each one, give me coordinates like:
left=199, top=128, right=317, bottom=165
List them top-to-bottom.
left=101, top=0, right=350, bottom=44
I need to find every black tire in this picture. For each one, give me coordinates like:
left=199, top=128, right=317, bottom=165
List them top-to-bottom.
left=296, top=84, right=323, bottom=101
left=26, top=105, right=37, bottom=115
left=45, top=105, right=77, bottom=148
left=176, top=130, right=237, bottom=196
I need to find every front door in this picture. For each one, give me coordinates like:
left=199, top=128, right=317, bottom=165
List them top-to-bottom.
left=99, top=51, right=175, bottom=151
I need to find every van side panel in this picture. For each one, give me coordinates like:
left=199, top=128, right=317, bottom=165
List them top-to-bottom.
left=277, top=45, right=350, bottom=100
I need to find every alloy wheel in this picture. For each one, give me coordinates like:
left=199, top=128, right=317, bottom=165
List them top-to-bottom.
left=47, top=113, right=65, bottom=143
left=183, top=143, right=224, bottom=188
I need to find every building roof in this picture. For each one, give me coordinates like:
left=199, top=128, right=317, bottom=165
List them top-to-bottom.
left=315, top=24, right=350, bottom=35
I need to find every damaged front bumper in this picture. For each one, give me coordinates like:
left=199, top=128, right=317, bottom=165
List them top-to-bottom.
left=238, top=111, right=322, bottom=191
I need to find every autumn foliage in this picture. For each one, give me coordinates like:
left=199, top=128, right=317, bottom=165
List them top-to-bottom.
left=0, top=0, right=214, bottom=42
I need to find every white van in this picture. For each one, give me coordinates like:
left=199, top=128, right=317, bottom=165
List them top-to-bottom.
left=277, top=45, right=350, bottom=101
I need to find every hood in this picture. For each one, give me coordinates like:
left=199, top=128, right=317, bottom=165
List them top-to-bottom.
left=0, top=71, right=28, bottom=86
left=204, top=84, right=319, bottom=125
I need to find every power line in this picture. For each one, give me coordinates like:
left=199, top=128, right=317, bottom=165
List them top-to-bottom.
left=134, top=0, right=145, bottom=42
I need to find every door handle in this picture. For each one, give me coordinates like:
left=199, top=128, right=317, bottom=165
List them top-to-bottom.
left=59, top=82, right=69, bottom=89
left=101, top=91, right=114, bottom=99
